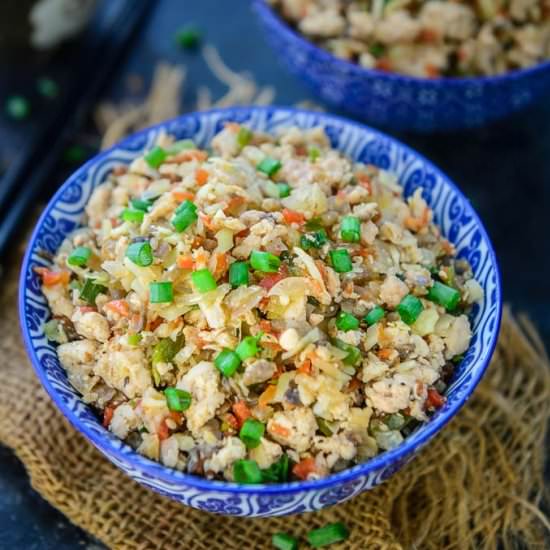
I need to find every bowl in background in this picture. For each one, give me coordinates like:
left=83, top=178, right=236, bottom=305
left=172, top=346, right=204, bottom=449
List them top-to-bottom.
left=253, top=0, right=550, bottom=133
left=19, top=106, right=502, bottom=516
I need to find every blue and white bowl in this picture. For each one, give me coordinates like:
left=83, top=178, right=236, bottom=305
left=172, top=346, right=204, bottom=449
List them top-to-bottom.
left=253, top=0, right=550, bottom=133
left=19, top=107, right=502, bottom=516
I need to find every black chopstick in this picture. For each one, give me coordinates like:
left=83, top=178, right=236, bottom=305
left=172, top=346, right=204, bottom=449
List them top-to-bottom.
left=0, top=0, right=154, bottom=265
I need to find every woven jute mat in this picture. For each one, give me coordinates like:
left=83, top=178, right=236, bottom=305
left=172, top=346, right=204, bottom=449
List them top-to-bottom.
left=1, top=253, right=549, bottom=550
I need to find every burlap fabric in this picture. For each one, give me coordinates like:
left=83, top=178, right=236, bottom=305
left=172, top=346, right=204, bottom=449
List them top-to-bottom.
left=1, top=254, right=549, bottom=549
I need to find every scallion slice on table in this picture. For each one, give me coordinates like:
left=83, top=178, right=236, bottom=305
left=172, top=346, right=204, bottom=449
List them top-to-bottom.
left=37, top=77, right=59, bottom=99
left=5, top=95, right=30, bottom=120
left=237, top=126, right=252, bottom=148
left=144, top=146, right=167, bottom=169
left=257, top=156, right=282, bottom=177
left=277, top=182, right=291, bottom=198
left=171, top=200, right=198, bottom=232
left=121, top=208, right=145, bottom=224
left=340, top=215, right=361, bottom=243
left=300, top=229, right=328, bottom=250
left=126, top=241, right=153, bottom=267
left=67, top=246, right=92, bottom=267
left=329, top=249, right=352, bottom=273
left=250, top=250, right=280, bottom=273
left=229, top=261, right=249, bottom=287
left=191, top=268, right=217, bottom=293
left=80, top=279, right=107, bottom=305
left=149, top=281, right=173, bottom=303
left=427, top=281, right=461, bottom=311
left=397, top=295, right=423, bottom=325
left=364, top=305, right=385, bottom=326
left=335, top=311, right=359, bottom=332
left=235, top=333, right=263, bottom=361
left=214, top=349, right=242, bottom=377
left=164, top=387, right=192, bottom=412
left=239, top=418, right=265, bottom=449
left=233, top=459, right=263, bottom=484
left=307, top=522, right=350, bottom=547
left=272, top=532, right=299, bottom=550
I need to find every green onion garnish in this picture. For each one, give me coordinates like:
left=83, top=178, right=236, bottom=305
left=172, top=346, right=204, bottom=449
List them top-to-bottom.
left=175, top=25, right=201, bottom=49
left=369, top=43, right=386, bottom=58
left=37, top=77, right=58, bottom=99
left=5, top=95, right=30, bottom=120
left=237, top=127, right=252, bottom=148
left=167, top=139, right=196, bottom=154
left=144, top=146, right=167, bottom=169
left=308, top=146, right=320, bottom=162
left=257, top=156, right=282, bottom=177
left=277, top=182, right=291, bottom=198
left=130, top=198, right=153, bottom=212
left=171, top=200, right=198, bottom=232
left=121, top=208, right=145, bottom=224
left=340, top=216, right=361, bottom=243
left=305, top=217, right=323, bottom=231
left=300, top=229, right=328, bottom=250
left=126, top=241, right=153, bottom=267
left=67, top=246, right=92, bottom=267
left=329, top=249, right=352, bottom=273
left=250, top=250, right=281, bottom=273
left=229, top=261, right=249, bottom=287
left=191, top=268, right=217, bottom=293
left=80, top=279, right=107, bottom=305
left=149, top=281, right=173, bottom=303
left=427, top=281, right=461, bottom=311
left=397, top=294, right=424, bottom=325
left=364, top=305, right=385, bottom=326
left=335, top=312, right=360, bottom=332
left=128, top=333, right=142, bottom=346
left=235, top=333, right=263, bottom=361
left=152, top=337, right=181, bottom=365
left=333, top=338, right=362, bottom=366
left=214, top=349, right=242, bottom=377
left=164, top=387, right=192, bottom=412
left=317, top=417, right=333, bottom=437
left=239, top=418, right=265, bottom=449
left=261, top=454, right=290, bottom=482
left=233, top=459, right=263, bottom=484
left=307, top=522, right=350, bottom=547
left=272, top=532, right=298, bottom=550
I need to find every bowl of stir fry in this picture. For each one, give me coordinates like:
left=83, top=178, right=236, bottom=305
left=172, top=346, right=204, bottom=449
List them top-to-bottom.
left=254, top=0, right=550, bottom=132
left=19, top=106, right=501, bottom=516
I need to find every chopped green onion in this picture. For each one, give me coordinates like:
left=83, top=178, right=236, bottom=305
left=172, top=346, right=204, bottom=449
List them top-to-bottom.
left=175, top=25, right=201, bottom=49
left=369, top=43, right=386, bottom=58
left=37, top=77, right=59, bottom=98
left=5, top=95, right=29, bottom=120
left=237, top=126, right=253, bottom=148
left=167, top=139, right=196, bottom=154
left=144, top=146, right=167, bottom=169
left=308, top=146, right=320, bottom=162
left=257, top=156, right=282, bottom=177
left=277, top=182, right=291, bottom=198
left=130, top=198, right=153, bottom=212
left=172, top=200, right=198, bottom=232
left=121, top=208, right=145, bottom=224
left=340, top=216, right=361, bottom=243
left=305, top=217, right=323, bottom=231
left=300, top=229, right=328, bottom=250
left=126, top=241, right=153, bottom=267
left=67, top=246, right=92, bottom=267
left=329, top=249, right=352, bottom=273
left=250, top=250, right=280, bottom=273
left=229, top=261, right=249, bottom=287
left=191, top=268, right=217, bottom=293
left=80, top=279, right=107, bottom=305
left=69, top=280, right=82, bottom=291
left=149, top=281, right=173, bottom=303
left=427, top=281, right=461, bottom=311
left=397, top=295, right=424, bottom=325
left=364, top=305, right=385, bottom=326
left=335, top=311, right=360, bottom=332
left=128, top=333, right=142, bottom=346
left=235, top=333, right=263, bottom=361
left=152, top=337, right=182, bottom=365
left=333, top=339, right=361, bottom=366
left=214, top=349, right=242, bottom=377
left=452, top=354, right=464, bottom=365
left=164, top=387, right=192, bottom=412
left=385, top=413, right=405, bottom=430
left=317, top=417, right=333, bottom=437
left=239, top=418, right=265, bottom=449
left=261, top=454, right=290, bottom=482
left=233, top=459, right=263, bottom=484
left=307, top=523, right=350, bottom=547
left=272, top=532, right=298, bottom=550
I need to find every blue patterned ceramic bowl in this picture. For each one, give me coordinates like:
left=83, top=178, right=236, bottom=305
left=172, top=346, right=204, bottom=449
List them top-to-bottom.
left=253, top=0, right=550, bottom=133
left=19, top=107, right=501, bottom=516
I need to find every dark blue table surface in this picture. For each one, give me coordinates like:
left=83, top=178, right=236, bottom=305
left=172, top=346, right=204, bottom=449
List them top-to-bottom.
left=1, top=0, right=548, bottom=547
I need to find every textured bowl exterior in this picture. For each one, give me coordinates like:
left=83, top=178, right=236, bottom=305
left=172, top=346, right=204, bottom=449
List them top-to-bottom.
left=253, top=0, right=550, bottom=132
left=19, top=107, right=501, bottom=516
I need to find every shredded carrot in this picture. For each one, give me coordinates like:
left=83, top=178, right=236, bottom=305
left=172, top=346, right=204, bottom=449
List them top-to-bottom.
left=419, top=28, right=439, bottom=43
left=376, top=58, right=392, bottom=72
left=425, top=63, right=440, bottom=78
left=224, top=122, right=240, bottom=132
left=167, top=150, right=208, bottom=163
left=195, top=167, right=209, bottom=186
left=357, top=173, right=372, bottom=194
left=172, top=190, right=195, bottom=203
left=224, top=195, right=246, bottom=215
left=404, top=207, right=430, bottom=232
left=282, top=208, right=305, bottom=225
left=199, top=212, right=215, bottom=231
left=235, top=227, right=250, bottom=239
left=194, top=249, right=210, bottom=269
left=213, top=252, right=228, bottom=279
left=177, top=255, right=195, bottom=270
left=35, top=268, right=70, bottom=287
left=259, top=272, right=285, bottom=291
left=105, top=299, right=130, bottom=317
left=78, top=306, right=96, bottom=314
left=146, top=316, right=163, bottom=332
left=259, top=320, right=274, bottom=334
left=263, top=340, right=283, bottom=353
left=377, top=348, right=394, bottom=361
left=297, top=359, right=312, bottom=376
left=346, top=377, right=362, bottom=393
left=259, top=385, right=277, bottom=408
left=426, top=388, right=446, bottom=409
left=232, top=401, right=251, bottom=428
left=102, top=405, right=115, bottom=428
left=169, top=411, right=183, bottom=424
left=224, top=413, right=239, bottom=431
left=157, top=420, right=170, bottom=441
left=270, top=422, right=290, bottom=438
left=292, top=457, right=316, bottom=480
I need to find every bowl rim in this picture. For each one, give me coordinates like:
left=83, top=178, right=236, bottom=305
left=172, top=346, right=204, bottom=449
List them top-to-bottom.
left=253, top=0, right=550, bottom=87
left=19, top=105, right=502, bottom=496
